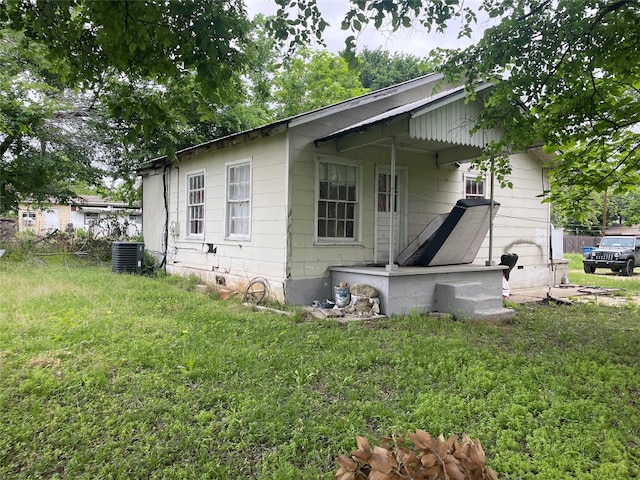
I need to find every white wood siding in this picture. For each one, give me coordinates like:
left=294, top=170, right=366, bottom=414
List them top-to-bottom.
left=142, top=135, right=289, bottom=295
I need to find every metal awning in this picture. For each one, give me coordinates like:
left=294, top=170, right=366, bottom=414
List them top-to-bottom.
left=315, top=83, right=502, bottom=166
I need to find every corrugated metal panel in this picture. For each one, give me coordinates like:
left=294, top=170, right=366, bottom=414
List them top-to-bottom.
left=410, top=97, right=501, bottom=148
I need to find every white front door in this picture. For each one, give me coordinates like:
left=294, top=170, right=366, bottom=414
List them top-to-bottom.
left=375, top=167, right=408, bottom=263
left=44, top=209, right=58, bottom=232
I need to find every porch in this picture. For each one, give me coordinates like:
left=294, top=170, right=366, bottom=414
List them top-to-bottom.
left=329, top=263, right=514, bottom=320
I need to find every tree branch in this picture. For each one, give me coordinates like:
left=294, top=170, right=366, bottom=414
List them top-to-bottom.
left=516, top=0, right=553, bottom=22
left=591, top=0, right=640, bottom=30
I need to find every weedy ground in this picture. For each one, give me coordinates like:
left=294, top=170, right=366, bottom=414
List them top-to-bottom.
left=1, top=257, right=639, bottom=479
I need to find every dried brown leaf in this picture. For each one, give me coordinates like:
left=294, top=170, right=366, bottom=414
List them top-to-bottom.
left=409, top=429, right=433, bottom=450
left=352, top=436, right=372, bottom=463
left=356, top=436, right=371, bottom=454
left=437, top=438, right=450, bottom=458
left=470, top=440, right=485, bottom=466
left=453, top=441, right=470, bottom=460
left=397, top=448, right=418, bottom=467
left=420, top=451, right=438, bottom=467
left=369, top=452, right=393, bottom=474
left=444, top=453, right=460, bottom=464
left=336, top=454, right=357, bottom=471
left=444, top=461, right=466, bottom=480
left=423, top=464, right=444, bottom=479
left=369, top=471, right=394, bottom=480
left=335, top=472, right=355, bottom=480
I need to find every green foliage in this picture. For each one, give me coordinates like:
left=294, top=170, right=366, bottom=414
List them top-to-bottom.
left=1, top=0, right=251, bottom=96
left=3, top=0, right=639, bottom=219
left=319, top=0, right=640, bottom=214
left=431, top=1, right=640, bottom=213
left=0, top=3, right=276, bottom=212
left=0, top=30, right=104, bottom=213
left=357, top=47, right=437, bottom=90
left=272, top=50, right=369, bottom=118
left=553, top=189, right=640, bottom=234
left=1, top=262, right=640, bottom=478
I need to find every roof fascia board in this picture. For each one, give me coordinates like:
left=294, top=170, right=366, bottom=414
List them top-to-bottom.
left=335, top=117, right=410, bottom=153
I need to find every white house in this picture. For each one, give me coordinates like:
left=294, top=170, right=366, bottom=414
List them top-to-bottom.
left=139, top=74, right=566, bottom=318
left=18, top=195, right=142, bottom=238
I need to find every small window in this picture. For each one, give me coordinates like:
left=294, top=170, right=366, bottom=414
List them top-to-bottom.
left=317, top=160, right=358, bottom=240
left=226, top=161, right=251, bottom=239
left=187, top=172, right=205, bottom=236
left=464, top=173, right=486, bottom=199
left=21, top=212, right=36, bottom=225
left=84, top=212, right=100, bottom=225
left=129, top=214, right=141, bottom=224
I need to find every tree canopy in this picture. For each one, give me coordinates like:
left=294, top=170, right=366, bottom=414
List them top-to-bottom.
left=2, top=0, right=638, bottom=223
left=0, top=30, right=103, bottom=213
left=357, top=47, right=434, bottom=91
left=272, top=50, right=368, bottom=118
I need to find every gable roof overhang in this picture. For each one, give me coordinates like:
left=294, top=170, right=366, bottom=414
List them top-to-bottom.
left=137, top=73, right=445, bottom=175
left=315, top=83, right=503, bottom=166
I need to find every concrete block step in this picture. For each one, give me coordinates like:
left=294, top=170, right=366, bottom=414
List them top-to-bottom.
left=435, top=281, right=512, bottom=320
left=455, top=294, right=505, bottom=311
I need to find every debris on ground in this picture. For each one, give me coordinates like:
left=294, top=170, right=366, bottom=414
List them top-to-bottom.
left=311, top=283, right=384, bottom=320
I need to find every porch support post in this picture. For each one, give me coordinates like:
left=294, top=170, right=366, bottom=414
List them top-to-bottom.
left=386, top=136, right=398, bottom=271
left=486, top=155, right=496, bottom=266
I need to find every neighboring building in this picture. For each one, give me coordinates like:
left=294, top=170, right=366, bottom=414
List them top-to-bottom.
left=139, top=74, right=566, bottom=317
left=18, top=195, right=142, bottom=237
left=603, top=225, right=640, bottom=236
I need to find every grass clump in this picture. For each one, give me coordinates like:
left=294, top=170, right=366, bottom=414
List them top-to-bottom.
left=0, top=260, right=639, bottom=479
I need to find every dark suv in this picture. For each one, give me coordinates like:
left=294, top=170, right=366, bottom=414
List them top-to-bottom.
left=583, top=235, right=640, bottom=276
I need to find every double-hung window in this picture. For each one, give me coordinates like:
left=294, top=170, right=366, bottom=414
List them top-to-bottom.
left=317, top=159, right=358, bottom=241
left=226, top=161, right=251, bottom=240
left=187, top=172, right=205, bottom=236
left=464, top=173, right=486, bottom=199
left=84, top=212, right=100, bottom=225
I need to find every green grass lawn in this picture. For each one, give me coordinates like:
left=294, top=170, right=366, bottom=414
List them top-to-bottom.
left=1, top=258, right=640, bottom=479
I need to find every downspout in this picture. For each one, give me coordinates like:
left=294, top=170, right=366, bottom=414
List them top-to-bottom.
left=387, top=136, right=398, bottom=271
left=161, top=164, right=169, bottom=270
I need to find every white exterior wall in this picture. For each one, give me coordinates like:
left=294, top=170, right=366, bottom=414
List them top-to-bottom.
left=143, top=135, right=289, bottom=300
left=478, top=152, right=552, bottom=288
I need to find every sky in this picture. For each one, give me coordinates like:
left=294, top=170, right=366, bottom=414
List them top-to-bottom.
left=245, top=0, right=491, bottom=57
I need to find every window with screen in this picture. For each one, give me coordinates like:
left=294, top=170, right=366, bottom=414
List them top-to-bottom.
left=317, top=160, right=358, bottom=240
left=226, top=161, right=251, bottom=239
left=187, top=172, right=205, bottom=236
left=464, top=173, right=486, bottom=199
